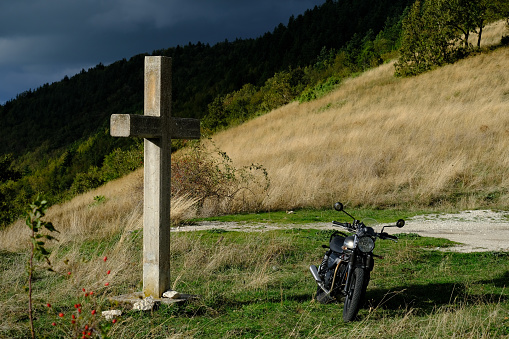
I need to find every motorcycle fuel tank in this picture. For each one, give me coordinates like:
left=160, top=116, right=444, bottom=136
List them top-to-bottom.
left=330, top=235, right=345, bottom=253
left=343, top=235, right=355, bottom=250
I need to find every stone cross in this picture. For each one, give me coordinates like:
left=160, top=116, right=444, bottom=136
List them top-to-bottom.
left=110, top=56, right=200, bottom=298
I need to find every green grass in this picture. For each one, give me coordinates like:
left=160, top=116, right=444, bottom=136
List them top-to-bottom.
left=190, top=207, right=429, bottom=225
left=1, top=229, right=509, bottom=338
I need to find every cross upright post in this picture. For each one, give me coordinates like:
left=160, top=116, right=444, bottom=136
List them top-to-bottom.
left=110, top=56, right=200, bottom=298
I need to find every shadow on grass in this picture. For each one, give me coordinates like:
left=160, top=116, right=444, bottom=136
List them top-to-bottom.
left=157, top=270, right=509, bottom=319
left=479, top=270, right=509, bottom=288
left=168, top=271, right=509, bottom=317
left=364, top=271, right=509, bottom=315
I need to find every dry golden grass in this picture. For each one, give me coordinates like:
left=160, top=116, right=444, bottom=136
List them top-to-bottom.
left=472, top=20, right=508, bottom=47
left=212, top=23, right=509, bottom=211
left=0, top=169, right=198, bottom=253
left=0, top=169, right=203, bottom=336
left=0, top=169, right=141, bottom=252
left=169, top=231, right=295, bottom=292
left=349, top=299, right=506, bottom=339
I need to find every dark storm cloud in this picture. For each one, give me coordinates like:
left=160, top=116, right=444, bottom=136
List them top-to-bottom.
left=0, top=0, right=324, bottom=104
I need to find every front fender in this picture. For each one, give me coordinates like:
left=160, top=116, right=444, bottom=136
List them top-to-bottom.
left=354, top=253, right=374, bottom=271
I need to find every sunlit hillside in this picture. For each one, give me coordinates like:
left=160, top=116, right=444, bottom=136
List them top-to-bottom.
left=213, top=21, right=509, bottom=211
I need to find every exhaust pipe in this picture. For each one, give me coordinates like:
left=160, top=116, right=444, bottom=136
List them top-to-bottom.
left=309, top=265, right=323, bottom=282
left=310, top=265, right=330, bottom=294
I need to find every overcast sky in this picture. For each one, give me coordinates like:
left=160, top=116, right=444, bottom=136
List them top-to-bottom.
left=0, top=0, right=324, bottom=105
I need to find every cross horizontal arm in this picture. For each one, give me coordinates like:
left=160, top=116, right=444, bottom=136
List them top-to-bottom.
left=110, top=114, right=200, bottom=139
left=111, top=114, right=160, bottom=138
left=170, top=117, right=201, bottom=139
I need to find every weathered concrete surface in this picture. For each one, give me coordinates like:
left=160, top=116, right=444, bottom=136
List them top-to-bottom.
left=110, top=56, right=200, bottom=298
left=142, top=56, right=172, bottom=299
left=109, top=291, right=198, bottom=310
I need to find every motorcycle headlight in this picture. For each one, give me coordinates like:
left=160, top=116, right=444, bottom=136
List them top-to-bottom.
left=358, top=236, right=375, bottom=253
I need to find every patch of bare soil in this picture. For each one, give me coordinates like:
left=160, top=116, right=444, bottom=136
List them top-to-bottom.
left=173, top=210, right=509, bottom=253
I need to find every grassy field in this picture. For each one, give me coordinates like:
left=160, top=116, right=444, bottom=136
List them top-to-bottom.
left=2, top=222, right=509, bottom=338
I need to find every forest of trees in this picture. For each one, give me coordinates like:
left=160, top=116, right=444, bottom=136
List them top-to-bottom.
left=1, top=0, right=507, bottom=227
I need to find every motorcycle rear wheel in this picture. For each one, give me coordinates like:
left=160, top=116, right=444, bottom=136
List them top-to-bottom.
left=342, top=267, right=365, bottom=322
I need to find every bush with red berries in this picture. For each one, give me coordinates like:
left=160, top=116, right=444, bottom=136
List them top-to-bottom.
left=45, top=256, right=120, bottom=338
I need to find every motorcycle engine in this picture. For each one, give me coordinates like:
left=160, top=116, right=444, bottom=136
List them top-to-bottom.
left=323, top=251, right=346, bottom=291
left=327, top=251, right=341, bottom=269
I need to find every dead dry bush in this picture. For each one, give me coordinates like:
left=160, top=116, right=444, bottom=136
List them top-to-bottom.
left=172, top=141, right=270, bottom=216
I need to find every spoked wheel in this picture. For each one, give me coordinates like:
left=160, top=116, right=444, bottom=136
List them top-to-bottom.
left=342, top=267, right=365, bottom=322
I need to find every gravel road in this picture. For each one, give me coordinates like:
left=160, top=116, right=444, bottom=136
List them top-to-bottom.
left=174, top=210, right=509, bottom=253
left=398, top=210, right=509, bottom=252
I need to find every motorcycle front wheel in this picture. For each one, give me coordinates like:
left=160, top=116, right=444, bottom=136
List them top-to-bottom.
left=342, top=267, right=365, bottom=322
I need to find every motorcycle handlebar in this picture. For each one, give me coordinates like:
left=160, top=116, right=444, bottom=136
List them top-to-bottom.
left=332, top=220, right=351, bottom=228
left=332, top=221, right=399, bottom=240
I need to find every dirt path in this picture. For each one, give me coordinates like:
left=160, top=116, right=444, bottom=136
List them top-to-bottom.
left=173, top=210, right=509, bottom=253
left=397, top=210, right=509, bottom=252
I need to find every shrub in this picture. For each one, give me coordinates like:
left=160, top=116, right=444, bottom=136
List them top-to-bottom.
left=298, top=76, right=342, bottom=103
left=171, top=141, right=269, bottom=216
left=100, top=143, right=143, bottom=182
left=70, top=167, right=103, bottom=195
left=25, top=197, right=58, bottom=339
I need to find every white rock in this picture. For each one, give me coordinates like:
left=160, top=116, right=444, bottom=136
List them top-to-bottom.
left=162, top=290, right=181, bottom=299
left=133, top=296, right=156, bottom=311
left=102, top=309, right=122, bottom=320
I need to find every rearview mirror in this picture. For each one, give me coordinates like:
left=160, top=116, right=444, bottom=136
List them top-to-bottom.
left=334, top=202, right=343, bottom=211
left=396, top=219, right=405, bottom=228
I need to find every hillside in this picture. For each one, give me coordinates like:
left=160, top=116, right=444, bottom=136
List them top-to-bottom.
left=0, top=0, right=413, bottom=157
left=14, top=21, right=504, bottom=222
left=11, top=22, right=505, bottom=229
left=212, top=23, right=509, bottom=211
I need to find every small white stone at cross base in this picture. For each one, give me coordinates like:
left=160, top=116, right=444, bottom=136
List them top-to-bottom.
left=162, top=290, right=181, bottom=299
left=133, top=296, right=156, bottom=311
left=102, top=310, right=122, bottom=319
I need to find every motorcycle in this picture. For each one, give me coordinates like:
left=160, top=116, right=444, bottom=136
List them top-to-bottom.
left=309, top=202, right=405, bottom=322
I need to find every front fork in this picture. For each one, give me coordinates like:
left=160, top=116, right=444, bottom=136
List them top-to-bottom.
left=343, top=252, right=374, bottom=296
